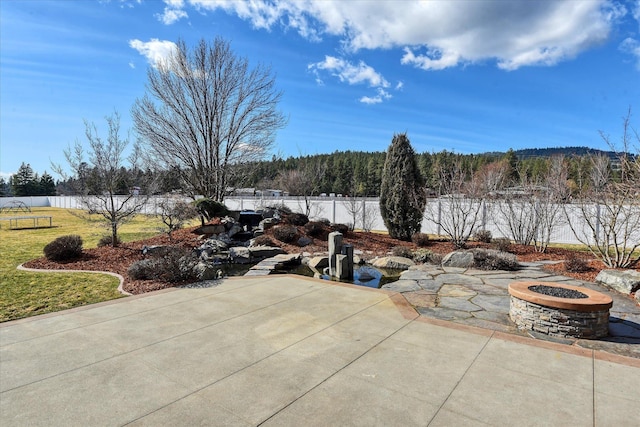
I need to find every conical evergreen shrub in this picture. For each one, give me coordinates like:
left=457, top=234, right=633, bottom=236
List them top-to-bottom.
left=379, top=133, right=426, bottom=241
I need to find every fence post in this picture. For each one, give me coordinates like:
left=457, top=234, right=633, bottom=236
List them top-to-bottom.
left=437, top=199, right=442, bottom=236
left=332, top=200, right=336, bottom=224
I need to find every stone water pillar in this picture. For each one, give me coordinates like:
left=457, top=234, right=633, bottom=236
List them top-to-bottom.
left=328, top=231, right=343, bottom=277
left=337, top=244, right=354, bottom=280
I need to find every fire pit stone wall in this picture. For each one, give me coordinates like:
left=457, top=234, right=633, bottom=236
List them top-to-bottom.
left=508, top=281, right=612, bottom=339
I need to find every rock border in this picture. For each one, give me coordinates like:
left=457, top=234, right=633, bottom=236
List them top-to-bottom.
left=17, top=263, right=131, bottom=296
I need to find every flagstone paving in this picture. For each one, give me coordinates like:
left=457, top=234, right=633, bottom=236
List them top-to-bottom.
left=381, top=261, right=640, bottom=359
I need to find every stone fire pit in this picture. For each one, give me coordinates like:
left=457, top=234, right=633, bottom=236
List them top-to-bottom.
left=508, top=281, right=613, bottom=339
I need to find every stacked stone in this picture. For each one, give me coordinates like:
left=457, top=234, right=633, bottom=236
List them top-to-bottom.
left=509, top=296, right=609, bottom=339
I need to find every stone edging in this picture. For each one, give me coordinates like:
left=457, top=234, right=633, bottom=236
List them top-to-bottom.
left=17, top=264, right=132, bottom=296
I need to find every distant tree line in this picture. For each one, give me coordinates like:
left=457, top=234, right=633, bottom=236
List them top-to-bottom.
left=3, top=146, right=627, bottom=199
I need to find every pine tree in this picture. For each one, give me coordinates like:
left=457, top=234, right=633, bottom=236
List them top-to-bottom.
left=379, top=133, right=426, bottom=241
left=10, top=162, right=37, bottom=196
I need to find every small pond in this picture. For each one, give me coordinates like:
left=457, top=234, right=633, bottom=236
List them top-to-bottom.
left=285, top=264, right=403, bottom=289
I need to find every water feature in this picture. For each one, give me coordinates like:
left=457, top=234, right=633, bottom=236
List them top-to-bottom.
left=288, top=264, right=402, bottom=289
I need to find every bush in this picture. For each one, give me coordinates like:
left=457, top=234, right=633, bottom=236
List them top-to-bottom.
left=194, top=198, right=229, bottom=221
left=283, top=212, right=309, bottom=226
left=304, top=221, right=327, bottom=238
left=330, top=223, right=349, bottom=234
left=273, top=225, right=298, bottom=243
left=473, top=229, right=492, bottom=243
left=411, top=233, right=430, bottom=247
left=97, top=234, right=121, bottom=247
left=43, top=235, right=83, bottom=261
left=252, top=235, right=277, bottom=247
left=492, top=238, right=512, bottom=253
left=391, top=246, right=413, bottom=258
left=128, top=247, right=198, bottom=283
left=412, top=248, right=432, bottom=263
left=471, top=248, right=519, bottom=271
left=564, top=254, right=590, bottom=273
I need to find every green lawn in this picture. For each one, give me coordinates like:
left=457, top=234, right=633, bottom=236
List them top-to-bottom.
left=0, top=208, right=164, bottom=322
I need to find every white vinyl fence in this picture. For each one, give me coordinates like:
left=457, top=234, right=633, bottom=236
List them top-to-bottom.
left=5, top=195, right=639, bottom=247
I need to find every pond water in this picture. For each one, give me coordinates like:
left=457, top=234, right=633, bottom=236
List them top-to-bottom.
left=286, top=264, right=402, bottom=289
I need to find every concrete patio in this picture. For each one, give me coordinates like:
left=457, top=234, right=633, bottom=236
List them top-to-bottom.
left=1, top=275, right=639, bottom=426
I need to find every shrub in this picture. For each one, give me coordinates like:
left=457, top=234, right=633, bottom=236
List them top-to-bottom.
left=379, top=133, right=426, bottom=241
left=194, top=198, right=229, bottom=221
left=283, top=212, right=309, bottom=226
left=304, top=221, right=327, bottom=238
left=330, top=223, right=349, bottom=234
left=273, top=225, right=298, bottom=243
left=474, top=229, right=492, bottom=243
left=411, top=233, right=430, bottom=247
left=97, top=234, right=121, bottom=247
left=43, top=235, right=83, bottom=262
left=252, top=235, right=277, bottom=247
left=492, top=238, right=512, bottom=253
left=391, top=246, right=413, bottom=258
left=128, top=247, right=198, bottom=283
left=413, top=248, right=432, bottom=263
left=471, top=248, right=519, bottom=271
left=564, top=254, right=590, bottom=273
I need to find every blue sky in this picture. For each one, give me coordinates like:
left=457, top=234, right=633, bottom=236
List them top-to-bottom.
left=1, top=0, right=639, bottom=179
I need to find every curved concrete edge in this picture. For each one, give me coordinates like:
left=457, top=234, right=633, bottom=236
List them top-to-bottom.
left=17, top=263, right=132, bottom=296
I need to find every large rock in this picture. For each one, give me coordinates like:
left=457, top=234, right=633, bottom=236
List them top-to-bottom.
left=194, top=224, right=226, bottom=235
left=248, top=246, right=285, bottom=259
left=229, top=247, right=251, bottom=264
left=441, top=251, right=474, bottom=268
left=308, top=256, right=329, bottom=269
left=372, top=256, right=415, bottom=270
left=193, top=262, right=222, bottom=281
left=595, top=269, right=640, bottom=294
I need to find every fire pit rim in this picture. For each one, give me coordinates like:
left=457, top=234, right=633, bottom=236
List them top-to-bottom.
left=508, top=281, right=612, bottom=312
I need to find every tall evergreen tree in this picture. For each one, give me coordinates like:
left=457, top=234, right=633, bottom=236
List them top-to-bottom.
left=379, top=133, right=426, bottom=241
left=10, top=162, right=37, bottom=196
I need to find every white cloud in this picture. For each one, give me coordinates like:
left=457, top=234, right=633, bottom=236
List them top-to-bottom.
left=171, top=0, right=628, bottom=71
left=158, top=7, right=188, bottom=25
left=620, top=37, right=640, bottom=69
left=129, top=39, right=177, bottom=68
left=309, top=56, right=389, bottom=87
left=128, top=61, right=135, bottom=69
left=395, top=81, right=404, bottom=91
left=360, top=88, right=392, bottom=105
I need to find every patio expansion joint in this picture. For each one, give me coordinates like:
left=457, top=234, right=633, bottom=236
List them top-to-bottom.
left=0, top=283, right=328, bottom=394
left=123, top=293, right=410, bottom=426
left=255, top=312, right=417, bottom=426
left=426, top=330, right=495, bottom=426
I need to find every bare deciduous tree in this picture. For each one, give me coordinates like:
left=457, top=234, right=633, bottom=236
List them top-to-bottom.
left=133, top=37, right=286, bottom=201
left=565, top=109, right=640, bottom=268
left=53, top=112, right=151, bottom=247
left=424, top=158, right=484, bottom=248
left=276, top=163, right=326, bottom=217
left=156, top=195, right=199, bottom=240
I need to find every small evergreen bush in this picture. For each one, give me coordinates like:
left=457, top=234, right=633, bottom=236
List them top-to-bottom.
left=194, top=198, right=230, bottom=221
left=283, top=212, right=309, bottom=226
left=304, top=221, right=327, bottom=238
left=330, top=223, right=349, bottom=234
left=273, top=225, right=298, bottom=243
left=473, top=229, right=492, bottom=243
left=411, top=233, right=430, bottom=247
left=97, top=234, right=121, bottom=247
left=43, top=235, right=83, bottom=261
left=252, top=235, right=277, bottom=247
left=492, top=238, right=512, bottom=253
left=391, top=246, right=413, bottom=258
left=128, top=247, right=197, bottom=283
left=413, top=248, right=433, bottom=263
left=471, top=248, right=519, bottom=271
left=564, top=254, right=590, bottom=273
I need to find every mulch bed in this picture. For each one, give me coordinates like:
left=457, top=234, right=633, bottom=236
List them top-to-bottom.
left=23, top=225, right=638, bottom=295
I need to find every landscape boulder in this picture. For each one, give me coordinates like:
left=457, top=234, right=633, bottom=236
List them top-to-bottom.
left=248, top=246, right=285, bottom=259
left=229, top=247, right=252, bottom=264
left=441, top=251, right=474, bottom=268
left=308, top=256, right=329, bottom=269
left=372, top=256, right=415, bottom=270
left=193, top=262, right=222, bottom=281
left=595, top=269, right=640, bottom=295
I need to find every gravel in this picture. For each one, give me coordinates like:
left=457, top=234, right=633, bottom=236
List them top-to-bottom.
left=528, top=284, right=588, bottom=299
